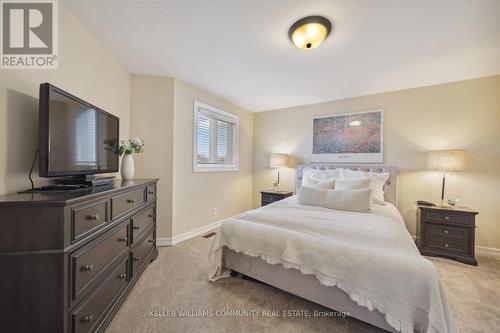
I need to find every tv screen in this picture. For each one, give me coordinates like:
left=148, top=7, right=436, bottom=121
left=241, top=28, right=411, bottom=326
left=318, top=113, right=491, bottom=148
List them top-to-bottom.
left=39, top=83, right=119, bottom=177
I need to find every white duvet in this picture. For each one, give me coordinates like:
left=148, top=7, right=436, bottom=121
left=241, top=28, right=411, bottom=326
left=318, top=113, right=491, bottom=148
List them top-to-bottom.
left=208, top=196, right=458, bottom=333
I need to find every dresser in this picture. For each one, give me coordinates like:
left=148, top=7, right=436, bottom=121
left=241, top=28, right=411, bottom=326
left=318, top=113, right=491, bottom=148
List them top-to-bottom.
left=0, top=179, right=159, bottom=333
left=260, top=190, right=293, bottom=206
left=416, top=205, right=478, bottom=265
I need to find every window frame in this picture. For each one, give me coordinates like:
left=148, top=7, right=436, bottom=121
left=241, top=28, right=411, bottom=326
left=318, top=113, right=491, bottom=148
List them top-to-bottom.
left=193, top=100, right=239, bottom=172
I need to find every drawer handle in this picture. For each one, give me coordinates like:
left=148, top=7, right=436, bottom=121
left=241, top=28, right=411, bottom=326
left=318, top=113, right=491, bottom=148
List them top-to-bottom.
left=148, top=191, right=154, bottom=194
left=127, top=199, right=135, bottom=203
left=87, top=213, right=100, bottom=221
left=148, top=214, right=156, bottom=218
left=444, top=216, right=450, bottom=220
left=133, top=226, right=140, bottom=230
left=444, top=229, right=449, bottom=234
left=118, top=236, right=127, bottom=242
left=148, top=239, right=155, bottom=244
left=444, top=243, right=449, bottom=248
left=133, top=256, right=142, bottom=261
left=82, top=264, right=95, bottom=272
left=118, top=273, right=127, bottom=279
left=82, top=315, right=94, bottom=323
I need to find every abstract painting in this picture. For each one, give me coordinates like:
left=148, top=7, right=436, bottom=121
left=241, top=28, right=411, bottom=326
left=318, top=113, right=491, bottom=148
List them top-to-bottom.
left=312, top=109, right=383, bottom=162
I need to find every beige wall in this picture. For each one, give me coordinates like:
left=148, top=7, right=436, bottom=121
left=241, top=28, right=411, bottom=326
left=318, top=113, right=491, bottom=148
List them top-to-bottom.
left=0, top=3, right=130, bottom=194
left=130, top=75, right=175, bottom=238
left=253, top=75, right=500, bottom=249
left=129, top=77, right=254, bottom=239
left=172, top=79, right=254, bottom=236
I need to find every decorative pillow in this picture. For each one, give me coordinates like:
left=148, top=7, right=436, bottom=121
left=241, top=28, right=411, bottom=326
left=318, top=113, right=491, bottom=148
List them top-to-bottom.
left=302, top=168, right=342, bottom=181
left=301, top=169, right=339, bottom=189
left=339, top=169, right=390, bottom=205
left=302, top=176, right=335, bottom=189
left=334, top=178, right=370, bottom=190
left=297, top=186, right=371, bottom=212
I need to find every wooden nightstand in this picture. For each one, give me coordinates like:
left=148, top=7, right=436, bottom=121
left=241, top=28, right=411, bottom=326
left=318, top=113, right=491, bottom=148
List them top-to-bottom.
left=261, top=191, right=293, bottom=206
left=416, top=205, right=478, bottom=265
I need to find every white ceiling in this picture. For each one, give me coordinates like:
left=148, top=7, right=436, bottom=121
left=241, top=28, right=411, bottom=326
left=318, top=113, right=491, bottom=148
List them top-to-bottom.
left=65, top=0, right=500, bottom=112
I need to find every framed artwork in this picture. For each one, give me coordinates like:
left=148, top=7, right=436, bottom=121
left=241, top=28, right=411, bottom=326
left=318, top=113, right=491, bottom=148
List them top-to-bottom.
left=312, top=109, right=384, bottom=163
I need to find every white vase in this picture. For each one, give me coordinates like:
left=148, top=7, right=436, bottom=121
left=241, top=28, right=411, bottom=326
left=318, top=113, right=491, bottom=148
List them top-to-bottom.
left=121, top=154, right=135, bottom=180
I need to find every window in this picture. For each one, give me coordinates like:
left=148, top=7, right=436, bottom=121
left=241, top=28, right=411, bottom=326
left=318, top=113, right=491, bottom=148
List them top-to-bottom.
left=193, top=101, right=239, bottom=172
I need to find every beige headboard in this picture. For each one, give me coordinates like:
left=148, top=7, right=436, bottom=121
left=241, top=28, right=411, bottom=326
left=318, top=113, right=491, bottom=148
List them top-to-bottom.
left=296, top=164, right=398, bottom=206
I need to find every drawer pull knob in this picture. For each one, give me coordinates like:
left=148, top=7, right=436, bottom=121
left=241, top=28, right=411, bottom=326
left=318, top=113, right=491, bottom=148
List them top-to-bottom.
left=148, top=191, right=154, bottom=194
left=127, top=199, right=135, bottom=203
left=88, top=214, right=100, bottom=221
left=148, top=214, right=155, bottom=218
left=444, top=216, right=450, bottom=220
left=133, top=226, right=140, bottom=230
left=444, top=229, right=449, bottom=234
left=119, top=236, right=127, bottom=242
left=148, top=239, right=155, bottom=244
left=444, top=243, right=449, bottom=248
left=133, top=256, right=142, bottom=261
left=82, top=264, right=95, bottom=272
left=118, top=273, right=127, bottom=279
left=83, top=315, right=94, bottom=323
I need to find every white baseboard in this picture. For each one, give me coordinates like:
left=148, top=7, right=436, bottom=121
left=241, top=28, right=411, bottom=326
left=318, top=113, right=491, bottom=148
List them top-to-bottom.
left=156, top=220, right=222, bottom=246
left=476, top=245, right=500, bottom=258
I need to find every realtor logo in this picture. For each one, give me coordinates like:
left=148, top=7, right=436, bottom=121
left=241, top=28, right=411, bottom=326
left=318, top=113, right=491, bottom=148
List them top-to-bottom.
left=1, top=0, right=58, bottom=69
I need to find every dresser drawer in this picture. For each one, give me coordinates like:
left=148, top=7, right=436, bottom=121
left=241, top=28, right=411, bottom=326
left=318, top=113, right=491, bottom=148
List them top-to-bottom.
left=146, top=185, right=156, bottom=202
left=111, top=188, right=145, bottom=219
left=262, top=193, right=277, bottom=202
left=72, top=199, right=109, bottom=242
left=131, top=205, right=155, bottom=244
left=424, top=211, right=469, bottom=224
left=71, top=223, right=129, bottom=300
left=427, top=223, right=468, bottom=240
left=131, top=229, right=155, bottom=276
left=426, top=238, right=467, bottom=254
left=71, top=257, right=128, bottom=333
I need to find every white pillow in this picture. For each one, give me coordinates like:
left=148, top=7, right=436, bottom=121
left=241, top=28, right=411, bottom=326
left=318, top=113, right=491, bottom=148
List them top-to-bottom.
left=302, top=168, right=342, bottom=181
left=301, top=169, right=339, bottom=189
left=339, top=169, right=390, bottom=205
left=302, top=176, right=335, bottom=189
left=334, top=178, right=370, bottom=190
left=297, top=186, right=371, bottom=212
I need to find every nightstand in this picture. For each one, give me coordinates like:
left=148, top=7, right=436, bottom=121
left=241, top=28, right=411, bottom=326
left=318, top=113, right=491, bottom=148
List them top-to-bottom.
left=261, top=191, right=293, bottom=206
left=416, top=205, right=478, bottom=265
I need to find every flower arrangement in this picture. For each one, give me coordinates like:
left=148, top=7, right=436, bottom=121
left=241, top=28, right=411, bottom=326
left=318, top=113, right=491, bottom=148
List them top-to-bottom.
left=119, top=137, right=144, bottom=156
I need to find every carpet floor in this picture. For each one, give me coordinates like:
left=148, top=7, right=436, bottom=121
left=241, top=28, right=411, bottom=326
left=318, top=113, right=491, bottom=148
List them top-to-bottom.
left=106, top=236, right=500, bottom=333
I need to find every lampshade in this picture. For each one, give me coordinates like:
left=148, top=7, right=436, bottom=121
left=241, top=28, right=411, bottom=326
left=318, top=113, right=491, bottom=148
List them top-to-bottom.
left=427, top=150, right=467, bottom=171
left=269, top=153, right=289, bottom=168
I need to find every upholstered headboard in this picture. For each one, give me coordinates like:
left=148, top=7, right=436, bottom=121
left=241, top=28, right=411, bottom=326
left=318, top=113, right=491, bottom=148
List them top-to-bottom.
left=296, top=164, right=398, bottom=206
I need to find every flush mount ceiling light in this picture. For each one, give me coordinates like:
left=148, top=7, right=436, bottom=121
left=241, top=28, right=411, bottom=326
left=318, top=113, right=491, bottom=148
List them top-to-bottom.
left=288, top=15, right=332, bottom=50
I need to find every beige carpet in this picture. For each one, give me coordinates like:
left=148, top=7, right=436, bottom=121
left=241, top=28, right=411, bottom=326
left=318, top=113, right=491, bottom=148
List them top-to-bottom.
left=106, top=236, right=500, bottom=333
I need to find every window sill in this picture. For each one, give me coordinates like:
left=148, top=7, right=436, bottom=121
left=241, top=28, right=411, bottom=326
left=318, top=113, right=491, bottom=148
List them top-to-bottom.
left=193, top=164, right=239, bottom=172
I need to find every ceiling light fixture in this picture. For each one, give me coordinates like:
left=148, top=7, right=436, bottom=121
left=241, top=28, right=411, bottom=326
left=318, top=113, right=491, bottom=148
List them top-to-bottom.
left=288, top=15, right=332, bottom=50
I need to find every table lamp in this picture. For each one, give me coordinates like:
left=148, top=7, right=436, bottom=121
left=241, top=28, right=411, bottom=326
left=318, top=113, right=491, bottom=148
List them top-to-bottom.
left=427, top=149, right=467, bottom=207
left=269, top=153, right=289, bottom=192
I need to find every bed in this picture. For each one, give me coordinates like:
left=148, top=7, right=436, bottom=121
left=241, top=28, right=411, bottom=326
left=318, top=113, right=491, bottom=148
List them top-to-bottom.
left=208, top=164, right=457, bottom=333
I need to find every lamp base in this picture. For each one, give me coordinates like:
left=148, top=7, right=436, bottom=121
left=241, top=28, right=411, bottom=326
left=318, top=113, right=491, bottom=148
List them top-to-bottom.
left=437, top=199, right=451, bottom=208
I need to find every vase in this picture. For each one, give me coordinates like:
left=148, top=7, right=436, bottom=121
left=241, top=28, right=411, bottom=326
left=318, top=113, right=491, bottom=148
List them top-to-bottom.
left=121, top=154, right=134, bottom=180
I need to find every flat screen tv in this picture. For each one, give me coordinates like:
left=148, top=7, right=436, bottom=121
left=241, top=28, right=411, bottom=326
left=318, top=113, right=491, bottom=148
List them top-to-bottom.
left=39, top=83, right=119, bottom=178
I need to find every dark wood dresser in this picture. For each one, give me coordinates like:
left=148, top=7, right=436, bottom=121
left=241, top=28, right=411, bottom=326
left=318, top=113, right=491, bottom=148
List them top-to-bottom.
left=0, top=179, right=158, bottom=333
left=260, top=190, right=293, bottom=206
left=416, top=205, right=478, bottom=265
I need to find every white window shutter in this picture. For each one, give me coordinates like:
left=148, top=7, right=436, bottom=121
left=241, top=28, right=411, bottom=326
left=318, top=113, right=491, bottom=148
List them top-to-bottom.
left=193, top=101, right=239, bottom=172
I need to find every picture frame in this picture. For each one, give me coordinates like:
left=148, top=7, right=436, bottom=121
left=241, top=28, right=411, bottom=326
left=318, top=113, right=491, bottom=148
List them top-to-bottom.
left=312, top=109, right=384, bottom=163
